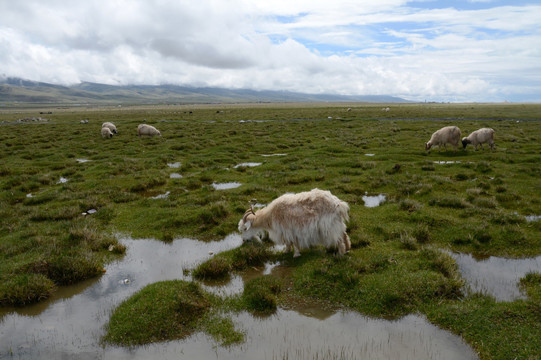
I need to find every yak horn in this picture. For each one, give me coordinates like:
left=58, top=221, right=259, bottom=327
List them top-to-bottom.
left=242, top=208, right=254, bottom=222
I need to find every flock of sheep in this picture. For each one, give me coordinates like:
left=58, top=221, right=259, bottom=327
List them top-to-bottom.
left=100, top=119, right=495, bottom=258
left=101, top=122, right=161, bottom=138
left=425, top=126, right=495, bottom=152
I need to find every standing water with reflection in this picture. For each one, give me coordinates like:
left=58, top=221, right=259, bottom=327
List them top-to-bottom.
left=1, top=235, right=479, bottom=360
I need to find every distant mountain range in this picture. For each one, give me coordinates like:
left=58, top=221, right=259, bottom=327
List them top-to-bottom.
left=0, top=77, right=410, bottom=105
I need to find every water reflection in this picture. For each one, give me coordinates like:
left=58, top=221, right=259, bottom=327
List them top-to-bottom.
left=234, top=162, right=262, bottom=168
left=212, top=182, right=242, bottom=190
left=150, top=191, right=170, bottom=199
left=362, top=194, right=386, bottom=207
left=0, top=235, right=478, bottom=360
left=0, top=235, right=242, bottom=359
left=448, top=252, right=541, bottom=301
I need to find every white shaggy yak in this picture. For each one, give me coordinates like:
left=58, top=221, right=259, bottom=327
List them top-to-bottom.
left=102, top=122, right=117, bottom=134
left=137, top=124, right=161, bottom=137
left=425, top=126, right=461, bottom=152
left=101, top=127, right=113, bottom=138
left=462, top=128, right=495, bottom=150
left=238, top=188, right=351, bottom=257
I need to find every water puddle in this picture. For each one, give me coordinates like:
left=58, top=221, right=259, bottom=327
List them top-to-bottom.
left=261, top=153, right=287, bottom=157
left=365, top=153, right=375, bottom=156
left=76, top=158, right=90, bottom=163
left=434, top=161, right=461, bottom=164
left=167, top=162, right=181, bottom=168
left=234, top=162, right=262, bottom=168
left=169, top=173, right=182, bottom=179
left=57, top=177, right=69, bottom=184
left=212, top=182, right=242, bottom=190
left=150, top=191, right=170, bottom=199
left=362, top=194, right=386, bottom=207
left=525, top=215, right=541, bottom=222
left=0, top=234, right=479, bottom=360
left=0, top=234, right=242, bottom=359
left=448, top=252, right=541, bottom=301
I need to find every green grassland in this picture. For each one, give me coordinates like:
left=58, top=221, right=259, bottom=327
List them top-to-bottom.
left=1, top=103, right=540, bottom=359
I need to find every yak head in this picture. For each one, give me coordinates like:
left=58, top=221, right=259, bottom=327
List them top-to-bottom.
left=238, top=205, right=261, bottom=242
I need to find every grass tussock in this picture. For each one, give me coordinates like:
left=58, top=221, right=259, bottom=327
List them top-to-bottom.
left=193, top=241, right=274, bottom=280
left=0, top=273, right=55, bottom=306
left=242, top=275, right=283, bottom=314
left=104, top=280, right=228, bottom=346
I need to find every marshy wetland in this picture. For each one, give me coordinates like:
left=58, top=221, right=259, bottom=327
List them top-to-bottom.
left=1, top=103, right=540, bottom=359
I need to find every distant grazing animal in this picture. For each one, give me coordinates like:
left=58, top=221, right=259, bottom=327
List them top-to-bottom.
left=102, top=122, right=117, bottom=134
left=137, top=124, right=161, bottom=137
left=425, top=126, right=461, bottom=152
left=101, top=127, right=113, bottom=138
left=462, top=128, right=495, bottom=150
left=238, top=188, right=351, bottom=258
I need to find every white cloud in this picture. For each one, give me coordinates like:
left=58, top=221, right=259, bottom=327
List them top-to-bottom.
left=0, top=0, right=540, bottom=102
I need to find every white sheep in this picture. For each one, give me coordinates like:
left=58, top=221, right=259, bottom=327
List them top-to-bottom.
left=102, top=122, right=117, bottom=134
left=137, top=124, right=161, bottom=137
left=425, top=126, right=461, bottom=152
left=101, top=127, right=113, bottom=138
left=462, top=128, right=495, bottom=150
left=238, top=188, right=351, bottom=257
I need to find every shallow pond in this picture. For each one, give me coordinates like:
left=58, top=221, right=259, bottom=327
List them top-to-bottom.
left=167, top=162, right=181, bottom=168
left=234, top=162, right=262, bottom=168
left=169, top=173, right=182, bottom=179
left=212, top=182, right=242, bottom=190
left=150, top=191, right=170, bottom=199
left=362, top=194, right=386, bottom=207
left=525, top=215, right=541, bottom=222
left=0, top=236, right=479, bottom=360
left=448, top=252, right=541, bottom=301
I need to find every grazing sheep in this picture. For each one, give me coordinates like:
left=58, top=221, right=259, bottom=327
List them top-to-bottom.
left=102, top=122, right=117, bottom=134
left=137, top=124, right=161, bottom=137
left=425, top=126, right=462, bottom=152
left=101, top=127, right=113, bottom=138
left=462, top=128, right=495, bottom=150
left=238, top=188, right=351, bottom=257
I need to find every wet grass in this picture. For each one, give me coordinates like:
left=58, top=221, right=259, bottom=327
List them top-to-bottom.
left=1, top=103, right=541, bottom=358
left=103, top=280, right=244, bottom=346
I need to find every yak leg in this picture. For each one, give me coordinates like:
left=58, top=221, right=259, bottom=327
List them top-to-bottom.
left=343, top=233, right=351, bottom=252
left=338, top=241, right=346, bottom=256
left=292, top=244, right=301, bottom=258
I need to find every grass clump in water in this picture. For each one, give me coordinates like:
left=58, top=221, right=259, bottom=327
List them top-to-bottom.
left=193, top=241, right=274, bottom=280
left=0, top=273, right=55, bottom=306
left=242, top=275, right=283, bottom=314
left=104, top=280, right=243, bottom=346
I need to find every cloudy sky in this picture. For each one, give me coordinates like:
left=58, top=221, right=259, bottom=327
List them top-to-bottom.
left=1, top=0, right=540, bottom=102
